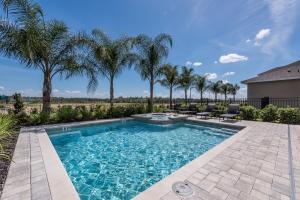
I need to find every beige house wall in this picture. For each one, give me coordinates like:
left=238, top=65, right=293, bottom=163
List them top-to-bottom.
left=247, top=79, right=300, bottom=98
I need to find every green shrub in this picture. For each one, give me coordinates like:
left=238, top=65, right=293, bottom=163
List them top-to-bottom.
left=12, top=93, right=24, bottom=114
left=215, top=104, right=227, bottom=113
left=260, top=104, right=278, bottom=122
left=94, top=105, right=108, bottom=119
left=153, top=105, right=163, bottom=113
left=56, top=106, right=77, bottom=122
left=74, top=106, right=93, bottom=121
left=108, top=106, right=125, bottom=118
left=240, top=106, right=258, bottom=120
left=278, top=107, right=300, bottom=124
left=15, top=111, right=29, bottom=125
left=0, top=114, right=15, bottom=160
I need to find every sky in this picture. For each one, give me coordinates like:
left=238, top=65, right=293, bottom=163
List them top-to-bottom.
left=0, top=0, right=300, bottom=99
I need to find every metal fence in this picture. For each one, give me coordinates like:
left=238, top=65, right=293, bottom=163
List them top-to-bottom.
left=185, top=97, right=300, bottom=109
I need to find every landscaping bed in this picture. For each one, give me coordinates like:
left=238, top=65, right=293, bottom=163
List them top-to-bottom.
left=0, top=132, right=19, bottom=196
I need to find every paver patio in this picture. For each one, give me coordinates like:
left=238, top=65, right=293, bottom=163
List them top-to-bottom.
left=0, top=118, right=298, bottom=200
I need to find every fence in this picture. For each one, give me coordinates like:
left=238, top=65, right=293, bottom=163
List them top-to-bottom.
left=183, top=97, right=300, bottom=109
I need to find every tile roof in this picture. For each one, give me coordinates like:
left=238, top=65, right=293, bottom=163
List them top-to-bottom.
left=242, top=60, right=300, bottom=84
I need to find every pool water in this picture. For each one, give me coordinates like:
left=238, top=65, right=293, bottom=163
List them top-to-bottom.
left=48, top=120, right=238, bottom=200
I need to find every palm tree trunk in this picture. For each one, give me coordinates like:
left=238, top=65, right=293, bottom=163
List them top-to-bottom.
left=42, top=71, right=52, bottom=115
left=149, top=75, right=154, bottom=112
left=109, top=78, right=114, bottom=108
left=169, top=86, right=173, bottom=108
left=184, top=89, right=188, bottom=105
left=200, top=91, right=203, bottom=103
left=214, top=92, right=217, bottom=101
left=225, top=93, right=227, bottom=101
left=233, top=94, right=236, bottom=101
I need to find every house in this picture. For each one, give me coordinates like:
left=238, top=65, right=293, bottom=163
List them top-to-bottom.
left=242, top=60, right=300, bottom=99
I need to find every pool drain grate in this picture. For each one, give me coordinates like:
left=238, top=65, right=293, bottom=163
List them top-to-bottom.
left=172, top=181, right=193, bottom=197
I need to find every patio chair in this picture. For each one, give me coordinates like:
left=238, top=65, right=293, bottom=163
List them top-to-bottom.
left=196, top=103, right=216, bottom=119
left=179, top=104, right=197, bottom=115
left=219, top=104, right=240, bottom=121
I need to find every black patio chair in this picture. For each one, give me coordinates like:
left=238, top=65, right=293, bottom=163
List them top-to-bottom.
left=196, top=103, right=216, bottom=119
left=219, top=104, right=240, bottom=121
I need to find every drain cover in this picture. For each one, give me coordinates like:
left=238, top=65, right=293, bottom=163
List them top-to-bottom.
left=172, top=182, right=193, bottom=197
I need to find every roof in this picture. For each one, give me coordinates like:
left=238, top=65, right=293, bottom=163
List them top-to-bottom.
left=241, top=60, right=300, bottom=84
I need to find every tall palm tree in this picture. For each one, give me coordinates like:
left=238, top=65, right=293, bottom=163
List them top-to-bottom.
left=0, top=0, right=94, bottom=115
left=83, top=29, right=135, bottom=108
left=133, top=34, right=172, bottom=112
left=158, top=64, right=178, bottom=108
left=177, top=66, right=194, bottom=105
left=194, top=75, right=207, bottom=103
left=209, top=81, right=222, bottom=101
left=221, top=82, right=233, bottom=101
left=230, top=84, right=240, bottom=101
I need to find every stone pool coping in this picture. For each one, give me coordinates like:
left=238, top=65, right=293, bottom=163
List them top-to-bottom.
left=1, top=117, right=299, bottom=200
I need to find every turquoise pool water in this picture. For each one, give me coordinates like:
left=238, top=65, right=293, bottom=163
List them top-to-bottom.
left=48, top=120, right=238, bottom=200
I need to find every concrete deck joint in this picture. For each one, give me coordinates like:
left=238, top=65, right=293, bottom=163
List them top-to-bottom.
left=288, top=125, right=296, bottom=200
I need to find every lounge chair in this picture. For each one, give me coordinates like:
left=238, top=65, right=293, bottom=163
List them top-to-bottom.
left=164, top=103, right=181, bottom=113
left=197, top=103, right=216, bottom=119
left=179, top=104, right=197, bottom=115
left=219, top=104, right=240, bottom=121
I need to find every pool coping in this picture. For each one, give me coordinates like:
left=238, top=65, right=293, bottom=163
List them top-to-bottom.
left=1, top=117, right=297, bottom=200
left=38, top=118, right=133, bottom=200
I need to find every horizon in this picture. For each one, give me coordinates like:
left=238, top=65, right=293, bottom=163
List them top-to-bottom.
left=0, top=0, right=300, bottom=99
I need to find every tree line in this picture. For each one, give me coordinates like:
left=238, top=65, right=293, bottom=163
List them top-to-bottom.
left=0, top=0, right=240, bottom=116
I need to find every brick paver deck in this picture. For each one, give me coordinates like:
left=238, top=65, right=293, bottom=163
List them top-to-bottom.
left=0, top=118, right=298, bottom=200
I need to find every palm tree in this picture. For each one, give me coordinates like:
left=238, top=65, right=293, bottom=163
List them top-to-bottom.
left=0, top=0, right=94, bottom=115
left=83, top=29, right=135, bottom=108
left=133, top=34, right=172, bottom=112
left=158, top=64, right=178, bottom=108
left=177, top=66, right=194, bottom=105
left=194, top=75, right=207, bottom=103
left=209, top=81, right=222, bottom=101
left=221, top=82, right=233, bottom=101
left=230, top=84, right=240, bottom=101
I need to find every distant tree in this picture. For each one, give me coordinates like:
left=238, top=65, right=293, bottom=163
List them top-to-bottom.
left=0, top=0, right=94, bottom=115
left=83, top=29, right=136, bottom=108
left=133, top=33, right=172, bottom=112
left=158, top=64, right=179, bottom=108
left=177, top=66, right=194, bottom=105
left=194, top=75, right=208, bottom=103
left=209, top=81, right=222, bottom=101
left=221, top=82, right=233, bottom=101
left=230, top=84, right=240, bottom=101
left=12, top=93, right=24, bottom=114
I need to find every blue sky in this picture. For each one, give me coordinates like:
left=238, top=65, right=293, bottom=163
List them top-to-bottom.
left=0, top=0, right=300, bottom=98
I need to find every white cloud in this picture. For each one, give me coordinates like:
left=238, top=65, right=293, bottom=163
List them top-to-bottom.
left=261, top=0, right=299, bottom=55
left=255, top=29, right=271, bottom=40
left=246, top=39, right=251, bottom=43
left=219, top=53, right=248, bottom=64
left=186, top=61, right=192, bottom=66
left=186, top=61, right=202, bottom=67
left=214, top=61, right=218, bottom=64
left=193, top=62, right=202, bottom=67
left=223, top=72, right=235, bottom=77
left=204, top=73, right=218, bottom=80
left=222, top=80, right=229, bottom=84
left=0, top=86, right=4, bottom=90
left=53, top=89, right=59, bottom=93
left=65, top=90, right=81, bottom=94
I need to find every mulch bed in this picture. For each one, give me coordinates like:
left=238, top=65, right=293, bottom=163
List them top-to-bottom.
left=0, top=132, right=19, bottom=196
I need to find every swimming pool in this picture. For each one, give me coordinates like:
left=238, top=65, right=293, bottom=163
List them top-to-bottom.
left=48, top=120, right=239, bottom=200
